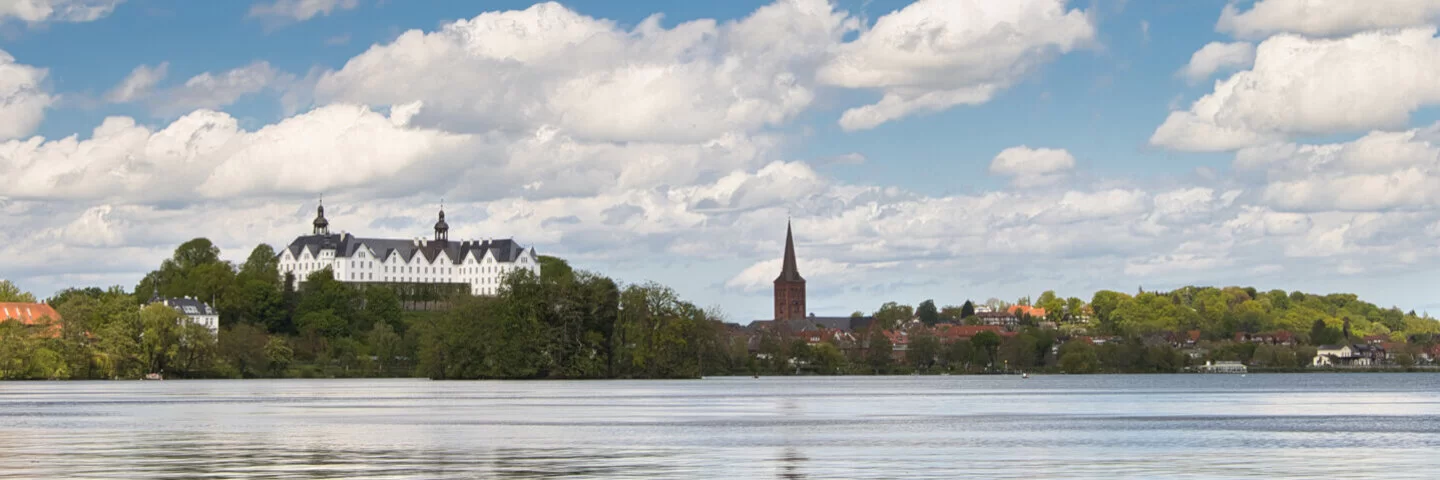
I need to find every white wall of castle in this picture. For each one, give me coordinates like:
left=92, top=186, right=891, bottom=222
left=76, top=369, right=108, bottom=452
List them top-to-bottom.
left=276, top=238, right=541, bottom=297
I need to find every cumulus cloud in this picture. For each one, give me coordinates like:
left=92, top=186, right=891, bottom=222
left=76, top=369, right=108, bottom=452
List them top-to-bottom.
left=0, top=0, right=123, bottom=24
left=249, top=0, right=358, bottom=23
left=317, top=0, right=852, bottom=143
left=818, top=0, right=1094, bottom=131
left=1217, top=0, right=1440, bottom=39
left=1153, top=28, right=1440, bottom=151
left=1178, top=41, right=1255, bottom=84
left=0, top=50, right=52, bottom=141
left=104, top=62, right=167, bottom=103
left=0, top=103, right=471, bottom=202
left=1235, top=124, right=1440, bottom=211
left=989, top=146, right=1076, bottom=187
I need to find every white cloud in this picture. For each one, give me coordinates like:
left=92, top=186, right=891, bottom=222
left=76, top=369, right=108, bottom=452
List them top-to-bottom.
left=0, top=0, right=122, bottom=24
left=248, top=0, right=358, bottom=23
left=317, top=0, right=852, bottom=143
left=818, top=0, right=1094, bottom=131
left=1217, top=0, right=1440, bottom=39
left=1152, top=28, right=1440, bottom=151
left=1178, top=41, right=1254, bottom=84
left=0, top=50, right=52, bottom=141
left=105, top=62, right=167, bottom=103
left=153, top=62, right=289, bottom=116
left=0, top=103, right=470, bottom=202
left=1235, top=125, right=1440, bottom=211
left=988, top=146, right=1076, bottom=187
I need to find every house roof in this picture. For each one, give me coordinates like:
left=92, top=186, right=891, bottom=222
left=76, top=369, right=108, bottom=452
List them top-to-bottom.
left=155, top=297, right=216, bottom=317
left=0, top=302, right=61, bottom=325
left=1008, top=305, right=1046, bottom=318
left=750, top=316, right=875, bottom=332
left=933, top=325, right=1005, bottom=340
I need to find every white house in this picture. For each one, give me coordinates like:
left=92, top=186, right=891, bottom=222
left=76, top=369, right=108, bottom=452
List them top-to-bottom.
left=276, top=202, right=540, bottom=296
left=153, top=297, right=219, bottom=336
left=1313, top=344, right=1374, bottom=367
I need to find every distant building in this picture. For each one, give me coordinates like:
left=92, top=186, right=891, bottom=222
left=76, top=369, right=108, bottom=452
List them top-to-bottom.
left=276, top=201, right=540, bottom=297
left=772, top=221, right=806, bottom=321
left=151, top=297, right=219, bottom=336
left=0, top=302, right=62, bottom=337
left=975, top=311, right=1018, bottom=328
left=1313, top=344, right=1384, bottom=367
left=1198, top=361, right=1247, bottom=373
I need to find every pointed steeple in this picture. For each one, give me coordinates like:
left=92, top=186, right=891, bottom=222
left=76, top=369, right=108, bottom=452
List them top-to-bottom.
left=775, top=220, right=804, bottom=283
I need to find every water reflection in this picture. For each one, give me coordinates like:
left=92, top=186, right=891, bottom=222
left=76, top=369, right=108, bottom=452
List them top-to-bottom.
left=1, top=375, right=1440, bottom=479
left=778, top=446, right=807, bottom=479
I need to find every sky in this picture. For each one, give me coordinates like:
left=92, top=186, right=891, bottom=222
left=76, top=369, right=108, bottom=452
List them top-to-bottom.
left=4, top=0, right=1440, bottom=323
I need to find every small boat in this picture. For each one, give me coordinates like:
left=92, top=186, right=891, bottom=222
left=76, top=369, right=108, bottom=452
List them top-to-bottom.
left=143, top=373, right=163, bottom=381
left=1021, top=373, right=1029, bottom=379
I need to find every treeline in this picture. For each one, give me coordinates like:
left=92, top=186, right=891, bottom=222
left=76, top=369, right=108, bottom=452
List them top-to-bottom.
left=0, top=238, right=739, bottom=380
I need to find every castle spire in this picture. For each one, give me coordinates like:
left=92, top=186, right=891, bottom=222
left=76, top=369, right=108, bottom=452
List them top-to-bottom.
left=312, top=197, right=330, bottom=235
left=434, top=203, right=449, bottom=242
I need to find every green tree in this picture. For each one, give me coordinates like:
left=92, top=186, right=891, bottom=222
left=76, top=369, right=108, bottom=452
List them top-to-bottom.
left=0, top=280, right=36, bottom=303
left=916, top=300, right=939, bottom=326
left=960, top=300, right=976, bottom=320
left=873, top=302, right=913, bottom=329
left=140, top=304, right=185, bottom=375
left=220, top=323, right=270, bottom=377
left=907, top=329, right=941, bottom=370
left=865, top=330, right=893, bottom=373
left=971, top=331, right=1002, bottom=368
left=263, top=337, right=294, bottom=376
left=1058, top=341, right=1099, bottom=373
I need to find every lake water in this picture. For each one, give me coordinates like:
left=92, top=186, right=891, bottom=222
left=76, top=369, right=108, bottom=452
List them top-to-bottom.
left=2, top=374, right=1439, bottom=479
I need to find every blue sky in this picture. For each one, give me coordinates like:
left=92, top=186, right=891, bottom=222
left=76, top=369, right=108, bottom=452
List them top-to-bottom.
left=5, top=0, right=1440, bottom=322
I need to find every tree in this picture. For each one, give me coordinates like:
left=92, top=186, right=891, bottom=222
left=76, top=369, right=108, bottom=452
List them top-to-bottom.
left=238, top=244, right=280, bottom=285
left=0, top=280, right=36, bottom=303
left=1090, top=290, right=1128, bottom=333
left=1065, top=297, right=1084, bottom=320
left=916, top=300, right=939, bottom=326
left=960, top=300, right=976, bottom=320
left=873, top=302, right=913, bottom=329
left=140, top=304, right=185, bottom=375
left=1310, top=319, right=1341, bottom=345
left=220, top=323, right=270, bottom=377
left=865, top=330, right=893, bottom=373
left=907, top=330, right=940, bottom=370
left=971, top=331, right=1001, bottom=368
left=264, top=337, right=293, bottom=376
left=1058, top=341, right=1099, bottom=373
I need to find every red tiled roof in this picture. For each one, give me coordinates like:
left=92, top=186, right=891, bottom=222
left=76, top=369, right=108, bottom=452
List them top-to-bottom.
left=0, top=302, right=61, bottom=325
left=1008, top=305, right=1046, bottom=318
left=933, top=325, right=1004, bottom=341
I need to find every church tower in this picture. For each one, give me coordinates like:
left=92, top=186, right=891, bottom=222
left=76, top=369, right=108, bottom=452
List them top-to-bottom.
left=773, top=220, right=806, bottom=321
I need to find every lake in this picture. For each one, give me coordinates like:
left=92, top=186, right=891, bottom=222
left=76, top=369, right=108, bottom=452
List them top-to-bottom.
left=2, top=374, right=1439, bottom=479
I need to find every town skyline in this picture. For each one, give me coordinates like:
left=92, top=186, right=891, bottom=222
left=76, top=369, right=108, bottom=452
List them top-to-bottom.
left=5, top=0, right=1440, bottom=323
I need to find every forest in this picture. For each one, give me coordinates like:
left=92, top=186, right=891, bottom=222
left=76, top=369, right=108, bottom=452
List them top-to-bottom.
left=0, top=238, right=735, bottom=380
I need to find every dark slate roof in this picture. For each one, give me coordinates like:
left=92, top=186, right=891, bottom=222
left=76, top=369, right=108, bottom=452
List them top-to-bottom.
left=281, top=233, right=533, bottom=265
left=156, top=297, right=216, bottom=316
left=750, top=316, right=875, bottom=332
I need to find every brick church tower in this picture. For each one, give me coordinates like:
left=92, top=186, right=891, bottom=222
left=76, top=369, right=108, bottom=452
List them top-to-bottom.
left=773, top=221, right=806, bottom=321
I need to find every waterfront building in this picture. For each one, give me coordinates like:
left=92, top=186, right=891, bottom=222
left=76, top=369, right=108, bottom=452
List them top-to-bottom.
left=276, top=202, right=540, bottom=296
left=150, top=296, right=219, bottom=336
left=0, top=302, right=62, bottom=337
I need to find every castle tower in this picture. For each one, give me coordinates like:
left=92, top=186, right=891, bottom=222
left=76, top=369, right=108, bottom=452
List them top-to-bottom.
left=312, top=199, right=329, bottom=235
left=434, top=206, right=449, bottom=242
left=773, top=220, right=806, bottom=321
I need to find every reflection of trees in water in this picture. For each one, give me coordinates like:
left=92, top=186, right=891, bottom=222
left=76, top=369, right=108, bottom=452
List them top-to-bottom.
left=778, top=446, right=807, bottom=479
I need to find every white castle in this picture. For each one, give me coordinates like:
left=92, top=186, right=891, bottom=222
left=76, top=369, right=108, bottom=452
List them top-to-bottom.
left=276, top=202, right=540, bottom=296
